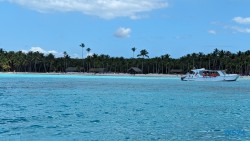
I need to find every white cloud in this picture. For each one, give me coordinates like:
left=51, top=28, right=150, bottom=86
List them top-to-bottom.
left=4, top=0, right=168, bottom=19
left=233, top=17, right=250, bottom=24
left=230, top=26, right=250, bottom=33
left=114, top=27, right=131, bottom=38
left=208, top=30, right=217, bottom=35
left=22, top=47, right=59, bottom=55
left=30, top=47, right=46, bottom=53
left=21, top=50, right=28, bottom=53
left=48, top=50, right=58, bottom=54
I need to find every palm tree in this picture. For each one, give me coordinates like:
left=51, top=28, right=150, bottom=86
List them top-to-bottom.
left=79, top=43, right=85, bottom=72
left=131, top=47, right=136, bottom=58
left=86, top=48, right=91, bottom=56
left=86, top=48, right=91, bottom=72
left=212, top=48, right=219, bottom=69
left=137, top=49, right=149, bottom=73
left=137, top=49, right=149, bottom=58
left=14, top=51, right=26, bottom=72
left=33, top=51, right=42, bottom=72
left=63, top=51, right=70, bottom=72
left=198, top=52, right=204, bottom=68
left=46, top=53, right=55, bottom=72
left=161, top=54, right=171, bottom=74
left=1, top=58, right=10, bottom=72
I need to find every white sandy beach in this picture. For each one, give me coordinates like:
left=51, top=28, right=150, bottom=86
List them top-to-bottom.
left=0, top=72, right=180, bottom=77
left=1, top=72, right=250, bottom=79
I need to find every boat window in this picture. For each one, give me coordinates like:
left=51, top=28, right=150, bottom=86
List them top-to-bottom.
left=221, top=70, right=226, bottom=75
left=189, top=71, right=195, bottom=74
left=199, top=71, right=204, bottom=75
left=210, top=71, right=219, bottom=77
left=215, top=72, right=220, bottom=76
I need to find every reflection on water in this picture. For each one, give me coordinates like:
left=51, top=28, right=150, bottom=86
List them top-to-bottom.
left=0, top=74, right=249, bottom=140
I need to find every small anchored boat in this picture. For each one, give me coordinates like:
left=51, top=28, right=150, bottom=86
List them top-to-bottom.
left=181, top=68, right=239, bottom=81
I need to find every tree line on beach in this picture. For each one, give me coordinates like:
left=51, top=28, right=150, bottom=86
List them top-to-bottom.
left=0, top=47, right=250, bottom=75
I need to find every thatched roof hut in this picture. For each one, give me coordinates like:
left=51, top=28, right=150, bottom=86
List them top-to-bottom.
left=65, top=67, right=84, bottom=72
left=66, top=67, right=78, bottom=72
left=127, top=67, right=142, bottom=74
left=89, top=68, right=106, bottom=73
left=170, top=69, right=183, bottom=74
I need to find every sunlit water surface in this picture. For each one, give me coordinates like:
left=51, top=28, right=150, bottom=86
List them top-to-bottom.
left=0, top=74, right=249, bottom=141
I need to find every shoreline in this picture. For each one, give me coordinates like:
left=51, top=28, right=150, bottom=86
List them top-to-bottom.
left=0, top=72, right=181, bottom=77
left=1, top=72, right=250, bottom=79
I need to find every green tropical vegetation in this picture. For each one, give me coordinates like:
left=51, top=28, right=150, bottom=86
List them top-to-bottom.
left=0, top=48, right=249, bottom=75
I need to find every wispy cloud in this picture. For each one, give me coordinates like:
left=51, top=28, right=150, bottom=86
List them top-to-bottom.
left=3, top=0, right=168, bottom=19
left=231, top=17, right=250, bottom=33
left=233, top=17, right=250, bottom=24
left=212, top=18, right=250, bottom=34
left=229, top=26, right=250, bottom=33
left=114, top=27, right=131, bottom=38
left=208, top=30, right=217, bottom=35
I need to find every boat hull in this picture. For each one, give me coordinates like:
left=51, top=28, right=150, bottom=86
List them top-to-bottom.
left=181, top=74, right=239, bottom=81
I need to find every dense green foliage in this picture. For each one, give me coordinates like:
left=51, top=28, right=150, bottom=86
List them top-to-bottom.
left=0, top=48, right=250, bottom=75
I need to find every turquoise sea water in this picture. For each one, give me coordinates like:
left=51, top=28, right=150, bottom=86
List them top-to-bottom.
left=0, top=74, right=249, bottom=141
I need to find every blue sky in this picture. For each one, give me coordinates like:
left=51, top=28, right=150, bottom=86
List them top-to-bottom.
left=0, top=0, right=250, bottom=58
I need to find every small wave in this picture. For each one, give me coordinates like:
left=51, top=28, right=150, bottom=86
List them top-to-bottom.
left=61, top=113, right=71, bottom=117
left=76, top=113, right=84, bottom=117
left=1, top=117, right=28, bottom=123
left=90, top=120, right=100, bottom=123
left=29, top=125, right=44, bottom=128
left=46, top=125, right=60, bottom=129
left=0, top=130, right=10, bottom=134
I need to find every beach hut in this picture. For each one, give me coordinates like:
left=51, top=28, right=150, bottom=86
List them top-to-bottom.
left=65, top=67, right=78, bottom=72
left=65, top=67, right=84, bottom=72
left=127, top=67, right=142, bottom=74
left=89, top=68, right=106, bottom=73
left=170, top=69, right=183, bottom=74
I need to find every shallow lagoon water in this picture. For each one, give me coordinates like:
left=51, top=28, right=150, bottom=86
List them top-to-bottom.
left=0, top=74, right=249, bottom=140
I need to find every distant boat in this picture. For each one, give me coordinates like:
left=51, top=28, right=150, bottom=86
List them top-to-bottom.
left=181, top=68, right=239, bottom=81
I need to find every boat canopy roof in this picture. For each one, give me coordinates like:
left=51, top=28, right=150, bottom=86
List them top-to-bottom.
left=191, top=68, right=226, bottom=73
left=191, top=68, right=205, bottom=72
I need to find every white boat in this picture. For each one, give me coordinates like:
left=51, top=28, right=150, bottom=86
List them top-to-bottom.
left=181, top=68, right=239, bottom=81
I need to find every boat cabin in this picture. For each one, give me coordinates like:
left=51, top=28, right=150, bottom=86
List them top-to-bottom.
left=189, top=68, right=227, bottom=77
